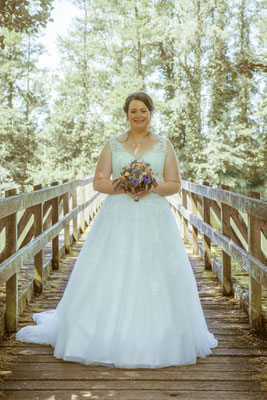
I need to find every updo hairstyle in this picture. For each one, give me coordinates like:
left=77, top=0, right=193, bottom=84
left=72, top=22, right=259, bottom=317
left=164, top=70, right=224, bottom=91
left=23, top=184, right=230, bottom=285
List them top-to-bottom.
left=123, top=91, right=155, bottom=115
left=122, top=92, right=155, bottom=142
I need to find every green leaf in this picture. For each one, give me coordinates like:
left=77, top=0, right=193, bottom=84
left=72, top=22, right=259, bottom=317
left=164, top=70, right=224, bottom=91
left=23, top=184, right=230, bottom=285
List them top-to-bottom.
left=231, top=71, right=238, bottom=80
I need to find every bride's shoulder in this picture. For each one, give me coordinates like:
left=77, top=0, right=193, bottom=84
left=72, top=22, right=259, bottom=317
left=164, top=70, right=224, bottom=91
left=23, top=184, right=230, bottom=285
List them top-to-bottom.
left=107, top=132, right=127, bottom=143
left=113, top=133, right=126, bottom=143
left=151, top=133, right=163, bottom=142
left=152, top=134, right=169, bottom=145
left=157, top=134, right=168, bottom=141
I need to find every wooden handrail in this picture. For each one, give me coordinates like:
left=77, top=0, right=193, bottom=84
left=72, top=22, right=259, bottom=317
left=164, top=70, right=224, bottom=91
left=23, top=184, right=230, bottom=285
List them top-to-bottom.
left=0, top=176, right=103, bottom=333
left=0, top=177, right=93, bottom=219
left=1, top=177, right=266, bottom=335
left=168, top=180, right=267, bottom=332
left=182, top=180, right=266, bottom=219
left=0, top=193, right=99, bottom=285
left=168, top=198, right=267, bottom=286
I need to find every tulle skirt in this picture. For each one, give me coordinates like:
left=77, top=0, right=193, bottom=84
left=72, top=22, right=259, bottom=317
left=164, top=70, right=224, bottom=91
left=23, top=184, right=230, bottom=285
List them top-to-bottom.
left=16, top=192, right=218, bottom=368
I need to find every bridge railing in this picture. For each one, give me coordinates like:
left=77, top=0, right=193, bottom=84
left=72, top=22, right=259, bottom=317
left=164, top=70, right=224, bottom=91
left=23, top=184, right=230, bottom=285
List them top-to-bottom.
left=0, top=177, right=104, bottom=335
left=1, top=177, right=266, bottom=336
left=168, top=180, right=267, bottom=332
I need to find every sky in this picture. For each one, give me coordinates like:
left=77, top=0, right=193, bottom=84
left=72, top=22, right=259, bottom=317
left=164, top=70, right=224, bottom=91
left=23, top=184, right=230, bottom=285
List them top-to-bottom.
left=37, top=0, right=83, bottom=70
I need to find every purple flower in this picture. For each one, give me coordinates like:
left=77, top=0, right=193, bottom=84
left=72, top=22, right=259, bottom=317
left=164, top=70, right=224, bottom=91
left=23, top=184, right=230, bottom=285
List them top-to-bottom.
left=143, top=175, right=151, bottom=184
left=131, top=178, right=139, bottom=185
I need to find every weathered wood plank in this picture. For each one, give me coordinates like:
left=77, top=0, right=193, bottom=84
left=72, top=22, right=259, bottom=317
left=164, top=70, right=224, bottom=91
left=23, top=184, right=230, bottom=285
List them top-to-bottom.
left=0, top=178, right=93, bottom=220
left=62, top=179, right=71, bottom=254
left=181, top=180, right=267, bottom=220
left=51, top=182, right=60, bottom=270
left=202, top=182, right=212, bottom=269
left=33, top=184, right=43, bottom=294
left=189, top=184, right=199, bottom=255
left=221, top=184, right=233, bottom=295
left=4, top=189, right=18, bottom=333
left=248, top=191, right=264, bottom=331
left=0, top=194, right=100, bottom=285
left=168, top=197, right=267, bottom=288
left=0, top=219, right=266, bottom=400
left=3, top=332, right=257, bottom=345
left=2, top=339, right=265, bottom=350
left=2, top=345, right=265, bottom=356
left=3, top=354, right=264, bottom=364
left=1, top=361, right=261, bottom=372
left=0, top=369, right=262, bottom=381
left=0, top=379, right=263, bottom=391
left=0, top=390, right=265, bottom=400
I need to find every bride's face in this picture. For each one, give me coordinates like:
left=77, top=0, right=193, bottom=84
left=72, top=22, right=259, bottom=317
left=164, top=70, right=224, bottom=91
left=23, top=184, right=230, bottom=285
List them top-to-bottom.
left=127, top=100, right=151, bottom=130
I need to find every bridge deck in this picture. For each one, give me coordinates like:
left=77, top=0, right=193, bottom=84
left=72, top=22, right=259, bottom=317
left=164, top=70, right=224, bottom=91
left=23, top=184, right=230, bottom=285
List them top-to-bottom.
left=0, top=223, right=266, bottom=400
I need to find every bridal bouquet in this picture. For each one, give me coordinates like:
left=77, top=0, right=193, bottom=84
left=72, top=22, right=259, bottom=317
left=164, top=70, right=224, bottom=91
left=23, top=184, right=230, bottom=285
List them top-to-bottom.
left=112, top=159, right=158, bottom=196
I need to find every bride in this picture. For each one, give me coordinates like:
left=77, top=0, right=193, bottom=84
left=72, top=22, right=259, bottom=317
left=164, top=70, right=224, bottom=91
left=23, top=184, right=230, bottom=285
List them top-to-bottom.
left=16, top=91, right=218, bottom=368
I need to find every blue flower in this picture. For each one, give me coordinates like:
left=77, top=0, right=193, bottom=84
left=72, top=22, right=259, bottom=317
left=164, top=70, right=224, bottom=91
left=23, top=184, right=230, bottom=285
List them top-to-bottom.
left=132, top=178, right=139, bottom=185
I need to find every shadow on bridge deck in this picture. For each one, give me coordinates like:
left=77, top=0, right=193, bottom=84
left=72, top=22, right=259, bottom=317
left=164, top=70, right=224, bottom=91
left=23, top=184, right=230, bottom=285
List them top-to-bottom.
left=0, top=222, right=266, bottom=400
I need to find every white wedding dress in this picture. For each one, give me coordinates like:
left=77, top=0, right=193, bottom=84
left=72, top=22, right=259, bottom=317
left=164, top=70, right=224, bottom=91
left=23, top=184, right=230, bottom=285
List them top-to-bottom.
left=16, top=135, right=218, bottom=368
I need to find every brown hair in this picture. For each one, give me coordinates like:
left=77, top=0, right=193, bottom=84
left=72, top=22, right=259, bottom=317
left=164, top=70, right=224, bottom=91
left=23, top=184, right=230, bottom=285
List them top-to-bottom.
left=123, top=91, right=155, bottom=115
left=121, top=92, right=155, bottom=142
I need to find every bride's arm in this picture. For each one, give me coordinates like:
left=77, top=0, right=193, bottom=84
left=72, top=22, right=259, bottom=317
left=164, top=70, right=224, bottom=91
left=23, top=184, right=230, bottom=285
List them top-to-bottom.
left=152, top=139, right=181, bottom=197
left=93, top=141, right=124, bottom=195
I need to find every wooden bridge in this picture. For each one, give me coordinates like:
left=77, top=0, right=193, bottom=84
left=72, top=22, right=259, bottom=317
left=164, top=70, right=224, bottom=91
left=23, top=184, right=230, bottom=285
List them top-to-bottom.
left=0, top=178, right=266, bottom=399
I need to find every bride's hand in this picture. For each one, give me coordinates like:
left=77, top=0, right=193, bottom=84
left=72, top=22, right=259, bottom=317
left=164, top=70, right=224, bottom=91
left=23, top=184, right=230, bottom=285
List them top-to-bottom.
left=135, top=185, right=155, bottom=200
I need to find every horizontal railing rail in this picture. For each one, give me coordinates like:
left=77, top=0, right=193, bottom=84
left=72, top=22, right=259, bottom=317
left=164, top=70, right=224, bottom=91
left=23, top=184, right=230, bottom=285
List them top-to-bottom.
left=0, top=178, right=92, bottom=220
left=181, top=181, right=266, bottom=220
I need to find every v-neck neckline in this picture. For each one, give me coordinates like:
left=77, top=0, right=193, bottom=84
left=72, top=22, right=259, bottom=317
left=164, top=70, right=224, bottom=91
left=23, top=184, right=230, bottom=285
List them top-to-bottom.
left=115, top=137, right=162, bottom=160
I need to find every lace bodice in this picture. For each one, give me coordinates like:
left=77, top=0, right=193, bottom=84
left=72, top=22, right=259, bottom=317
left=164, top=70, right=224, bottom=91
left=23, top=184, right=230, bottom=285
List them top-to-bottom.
left=109, top=135, right=168, bottom=183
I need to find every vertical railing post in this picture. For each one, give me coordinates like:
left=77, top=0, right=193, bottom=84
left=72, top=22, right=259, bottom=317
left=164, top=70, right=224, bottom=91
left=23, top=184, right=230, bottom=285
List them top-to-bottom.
left=63, top=179, right=71, bottom=254
left=190, top=180, right=199, bottom=255
left=51, top=182, right=59, bottom=270
left=202, top=182, right=212, bottom=270
left=85, top=183, right=90, bottom=227
left=88, top=183, right=94, bottom=223
left=33, top=184, right=43, bottom=293
left=84, top=184, right=88, bottom=226
left=220, top=184, right=233, bottom=295
left=71, top=185, right=78, bottom=242
left=80, top=185, right=85, bottom=233
left=5, top=188, right=18, bottom=332
left=174, top=188, right=182, bottom=232
left=182, top=188, right=189, bottom=244
left=248, top=191, right=263, bottom=331
left=176, top=208, right=182, bottom=233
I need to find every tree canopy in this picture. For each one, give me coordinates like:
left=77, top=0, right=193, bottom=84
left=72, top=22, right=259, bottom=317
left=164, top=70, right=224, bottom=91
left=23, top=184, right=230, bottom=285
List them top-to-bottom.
left=0, top=0, right=266, bottom=198
left=0, top=0, right=54, bottom=48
